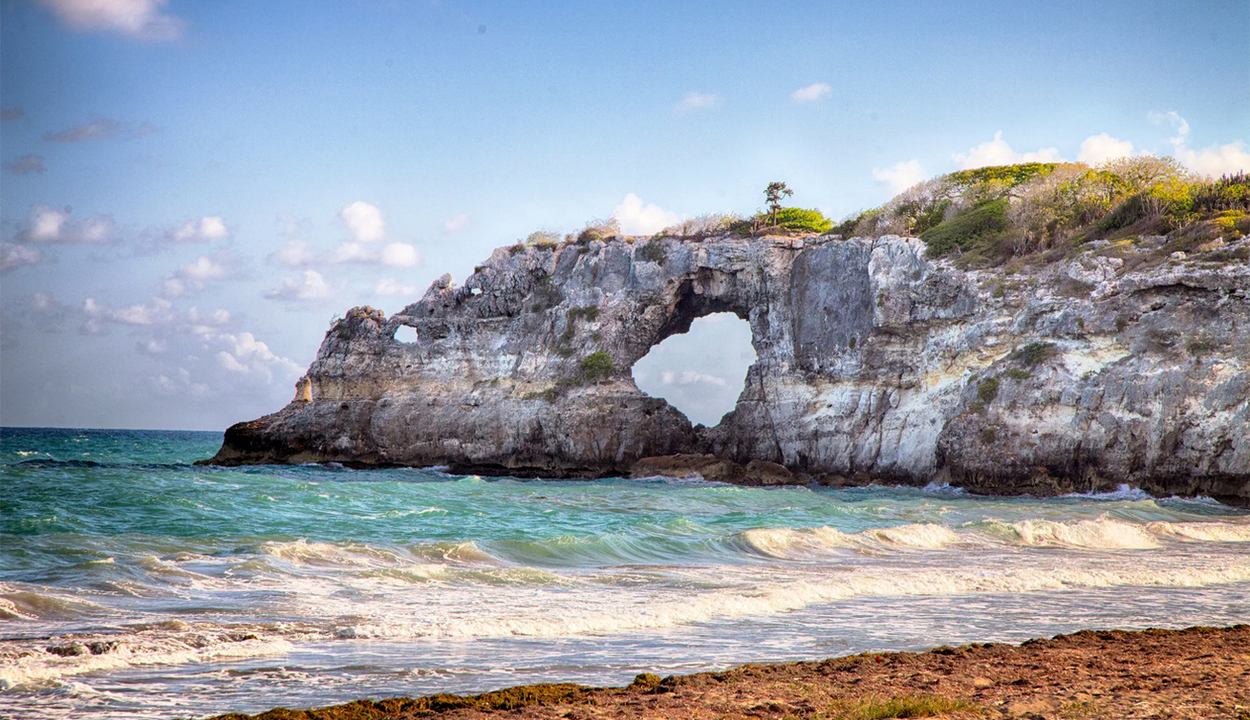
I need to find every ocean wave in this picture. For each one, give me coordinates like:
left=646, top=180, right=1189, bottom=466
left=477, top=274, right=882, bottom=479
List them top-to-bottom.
left=994, top=517, right=1161, bottom=549
left=1146, top=521, right=1250, bottom=543
left=324, top=554, right=1250, bottom=641
left=0, top=628, right=292, bottom=690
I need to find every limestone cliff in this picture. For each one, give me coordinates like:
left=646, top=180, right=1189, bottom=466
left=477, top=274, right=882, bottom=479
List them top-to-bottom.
left=203, top=234, right=1250, bottom=505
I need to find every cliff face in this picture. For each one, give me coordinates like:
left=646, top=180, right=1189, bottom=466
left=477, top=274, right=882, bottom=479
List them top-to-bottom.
left=204, top=234, right=1250, bottom=505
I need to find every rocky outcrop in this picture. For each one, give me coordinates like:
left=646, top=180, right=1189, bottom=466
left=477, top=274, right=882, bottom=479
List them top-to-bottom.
left=203, top=234, right=1250, bottom=505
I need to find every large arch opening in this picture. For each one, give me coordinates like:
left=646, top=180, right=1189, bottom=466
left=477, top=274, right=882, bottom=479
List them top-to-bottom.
left=631, top=312, right=756, bottom=427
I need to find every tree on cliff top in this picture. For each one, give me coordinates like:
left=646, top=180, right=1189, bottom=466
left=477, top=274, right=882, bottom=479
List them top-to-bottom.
left=765, top=182, right=792, bottom=225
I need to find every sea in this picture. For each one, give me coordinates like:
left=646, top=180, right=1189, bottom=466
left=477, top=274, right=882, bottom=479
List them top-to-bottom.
left=2, top=427, right=1249, bottom=719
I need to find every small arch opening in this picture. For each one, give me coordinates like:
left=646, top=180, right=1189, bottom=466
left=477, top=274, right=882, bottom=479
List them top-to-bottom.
left=632, top=312, right=756, bottom=427
left=394, top=325, right=418, bottom=343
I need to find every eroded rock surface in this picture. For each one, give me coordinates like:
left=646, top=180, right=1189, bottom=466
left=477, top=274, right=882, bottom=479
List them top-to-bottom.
left=204, top=234, right=1250, bottom=504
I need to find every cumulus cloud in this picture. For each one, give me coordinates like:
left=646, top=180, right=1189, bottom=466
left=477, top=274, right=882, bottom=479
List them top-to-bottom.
left=37, top=0, right=184, bottom=41
left=791, top=83, right=832, bottom=102
left=675, top=91, right=722, bottom=113
left=1148, top=110, right=1191, bottom=148
left=1148, top=111, right=1250, bottom=177
left=953, top=131, right=1062, bottom=170
left=1077, top=133, right=1136, bottom=164
left=5, top=155, right=46, bottom=175
left=871, top=160, right=926, bottom=196
left=612, top=193, right=681, bottom=235
left=340, top=201, right=385, bottom=243
left=21, top=205, right=116, bottom=243
left=443, top=214, right=469, bottom=233
left=167, top=216, right=229, bottom=242
left=269, top=239, right=317, bottom=267
left=1, top=242, right=44, bottom=273
left=380, top=242, right=419, bottom=267
left=160, top=254, right=236, bottom=298
left=264, top=269, right=335, bottom=303
left=375, top=278, right=419, bottom=296
left=215, top=332, right=302, bottom=380
left=659, top=370, right=728, bottom=387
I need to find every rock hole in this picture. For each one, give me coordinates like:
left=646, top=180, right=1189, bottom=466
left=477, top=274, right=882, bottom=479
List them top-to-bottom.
left=632, top=312, right=756, bottom=427
left=394, top=325, right=418, bottom=343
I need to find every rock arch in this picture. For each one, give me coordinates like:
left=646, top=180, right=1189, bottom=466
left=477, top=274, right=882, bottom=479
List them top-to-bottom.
left=204, top=233, right=1250, bottom=505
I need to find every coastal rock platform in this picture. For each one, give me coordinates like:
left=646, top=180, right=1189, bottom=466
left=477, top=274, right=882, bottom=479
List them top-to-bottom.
left=203, top=234, right=1250, bottom=505
left=207, top=625, right=1250, bottom=720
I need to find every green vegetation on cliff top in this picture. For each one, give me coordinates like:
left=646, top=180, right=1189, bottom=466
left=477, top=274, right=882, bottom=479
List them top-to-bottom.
left=509, top=161, right=1248, bottom=270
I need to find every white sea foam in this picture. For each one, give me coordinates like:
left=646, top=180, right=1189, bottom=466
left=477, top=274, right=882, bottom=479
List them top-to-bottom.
left=1003, top=517, right=1161, bottom=549
left=1146, top=521, right=1250, bottom=543
left=863, top=523, right=963, bottom=549
left=322, top=554, right=1250, bottom=641
left=0, top=630, right=292, bottom=690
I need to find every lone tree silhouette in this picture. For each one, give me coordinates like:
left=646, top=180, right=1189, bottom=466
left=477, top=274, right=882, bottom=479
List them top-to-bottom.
left=765, top=182, right=793, bottom=225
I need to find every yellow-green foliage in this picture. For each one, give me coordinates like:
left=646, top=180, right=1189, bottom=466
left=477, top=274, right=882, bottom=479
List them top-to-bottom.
left=848, top=159, right=1248, bottom=266
left=820, top=694, right=982, bottom=720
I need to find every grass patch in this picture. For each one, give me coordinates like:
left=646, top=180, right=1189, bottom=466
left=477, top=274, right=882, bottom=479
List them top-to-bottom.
left=919, top=199, right=1010, bottom=258
left=567, top=304, right=600, bottom=323
left=1005, top=368, right=1032, bottom=381
left=821, top=694, right=982, bottom=719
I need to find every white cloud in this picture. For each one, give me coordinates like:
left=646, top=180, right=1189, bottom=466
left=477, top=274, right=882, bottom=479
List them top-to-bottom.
left=37, top=0, right=184, bottom=41
left=791, top=83, right=832, bottom=102
left=675, top=91, right=721, bottom=113
left=1148, top=110, right=1191, bottom=148
left=1148, top=111, right=1250, bottom=177
left=953, top=131, right=1063, bottom=170
left=1077, top=133, right=1136, bottom=164
left=1176, top=142, right=1250, bottom=178
left=871, top=160, right=926, bottom=196
left=612, top=193, right=681, bottom=235
left=340, top=201, right=385, bottom=243
left=22, top=205, right=116, bottom=243
left=443, top=214, right=469, bottom=233
left=169, top=216, right=229, bottom=242
left=269, top=239, right=317, bottom=267
left=329, top=241, right=375, bottom=264
left=1, top=242, right=44, bottom=273
left=380, top=242, right=419, bottom=267
left=160, top=254, right=235, bottom=298
left=264, top=269, right=334, bottom=303
left=375, top=278, right=419, bottom=296
left=214, top=332, right=301, bottom=380
left=659, top=370, right=727, bottom=387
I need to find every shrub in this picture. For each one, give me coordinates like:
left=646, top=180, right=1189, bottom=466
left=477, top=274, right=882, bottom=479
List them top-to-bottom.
left=919, top=199, right=1010, bottom=257
left=771, top=207, right=833, bottom=234
left=659, top=212, right=743, bottom=238
left=577, top=217, right=619, bottom=244
left=524, top=230, right=562, bottom=248
left=638, top=237, right=667, bottom=264
left=567, top=305, right=599, bottom=323
left=1013, top=341, right=1056, bottom=366
left=579, top=351, right=614, bottom=383
left=1005, top=368, right=1031, bottom=381
left=976, top=377, right=1000, bottom=404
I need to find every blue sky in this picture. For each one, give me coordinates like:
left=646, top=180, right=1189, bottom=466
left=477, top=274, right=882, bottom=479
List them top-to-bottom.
left=1, top=0, right=1247, bottom=430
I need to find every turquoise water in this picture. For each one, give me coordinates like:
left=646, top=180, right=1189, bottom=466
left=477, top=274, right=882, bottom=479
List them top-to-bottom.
left=2, top=428, right=1249, bottom=719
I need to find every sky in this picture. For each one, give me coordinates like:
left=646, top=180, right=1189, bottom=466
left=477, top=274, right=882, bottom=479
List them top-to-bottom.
left=1, top=0, right=1248, bottom=430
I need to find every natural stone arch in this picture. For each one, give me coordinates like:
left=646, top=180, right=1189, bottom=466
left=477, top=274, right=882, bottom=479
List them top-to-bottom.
left=631, top=311, right=756, bottom=428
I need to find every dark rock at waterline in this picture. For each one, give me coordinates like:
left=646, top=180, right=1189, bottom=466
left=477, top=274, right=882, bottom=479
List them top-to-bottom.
left=202, top=234, right=1250, bottom=505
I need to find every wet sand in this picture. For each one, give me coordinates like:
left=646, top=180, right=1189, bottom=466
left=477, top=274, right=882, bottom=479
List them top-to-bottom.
left=208, top=625, right=1250, bottom=720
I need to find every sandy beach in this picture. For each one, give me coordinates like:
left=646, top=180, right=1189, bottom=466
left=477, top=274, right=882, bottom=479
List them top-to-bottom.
left=207, top=625, right=1250, bottom=720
